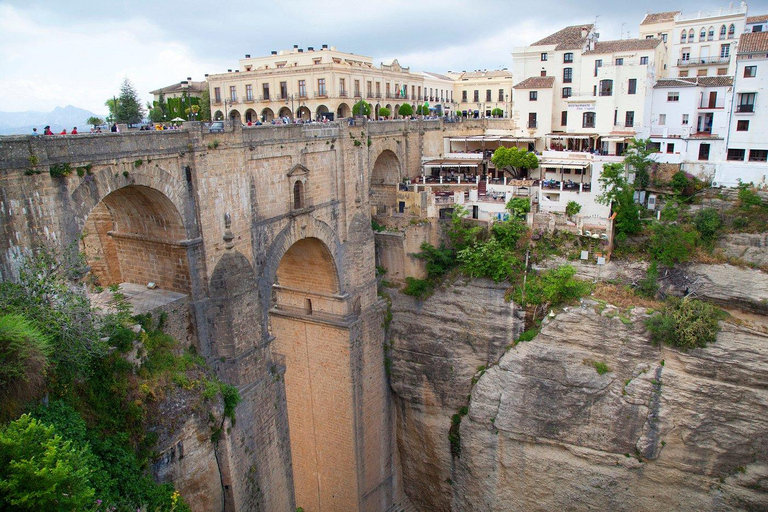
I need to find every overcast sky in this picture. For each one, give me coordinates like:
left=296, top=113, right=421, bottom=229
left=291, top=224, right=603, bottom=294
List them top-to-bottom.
left=2, top=0, right=767, bottom=115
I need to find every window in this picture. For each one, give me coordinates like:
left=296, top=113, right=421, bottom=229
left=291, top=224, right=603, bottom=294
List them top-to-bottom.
left=729, top=24, right=736, bottom=38
left=720, top=25, right=727, bottom=39
left=754, top=25, right=764, bottom=33
left=707, top=26, right=714, bottom=41
left=700, top=28, right=706, bottom=41
left=689, top=29, right=695, bottom=41
left=681, top=30, right=688, bottom=43
left=662, top=33, right=668, bottom=43
left=720, top=44, right=730, bottom=58
left=681, top=51, right=690, bottom=62
left=564, top=52, right=573, bottom=63
left=541, top=53, right=548, bottom=61
left=640, top=56, right=649, bottom=65
left=313, top=58, right=321, bottom=65
left=615, top=58, right=624, bottom=66
left=594, top=59, right=602, bottom=77
left=745, top=66, right=757, bottom=77
left=563, top=68, right=573, bottom=83
left=717, top=68, right=728, bottom=75
left=697, top=69, right=708, bottom=77
left=541, top=70, right=547, bottom=76
left=679, top=70, right=689, bottom=77
left=317, top=78, right=326, bottom=96
left=339, top=79, right=346, bottom=97
left=599, top=79, right=613, bottom=96
left=628, top=79, right=637, bottom=94
left=298, top=80, right=307, bottom=98
left=354, top=80, right=360, bottom=97
left=280, top=81, right=288, bottom=99
left=367, top=81, right=372, bottom=97
left=262, top=83, right=269, bottom=100
left=245, top=84, right=253, bottom=101
left=593, top=85, right=597, bottom=96
left=229, top=86, right=237, bottom=101
left=214, top=87, right=221, bottom=103
left=562, top=87, right=572, bottom=98
left=486, top=89, right=492, bottom=101
left=499, top=89, right=504, bottom=101
left=462, top=90, right=467, bottom=102
left=473, top=90, right=479, bottom=102
left=529, top=91, right=538, bottom=101
left=667, top=92, right=679, bottom=102
left=738, top=93, right=756, bottom=112
left=561, top=111, right=568, bottom=126
left=625, top=111, right=634, bottom=127
left=528, top=112, right=537, bottom=128
left=583, top=112, right=595, bottom=128
left=659, top=114, right=666, bottom=125
left=682, top=114, right=689, bottom=125
left=737, top=120, right=750, bottom=131
left=649, top=141, right=661, bottom=152
left=667, top=143, right=675, bottom=154
left=698, top=143, right=710, bottom=161
left=727, top=148, right=745, bottom=161
left=749, top=149, right=768, bottom=162
left=293, top=181, right=304, bottom=209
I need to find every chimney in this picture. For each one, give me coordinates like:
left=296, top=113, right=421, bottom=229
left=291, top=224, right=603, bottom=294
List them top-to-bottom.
left=581, top=26, right=588, bottom=38
left=294, top=44, right=299, bottom=49
left=322, top=44, right=328, bottom=49
left=308, top=46, right=314, bottom=51
left=298, top=48, right=303, bottom=53
left=271, top=50, right=277, bottom=55
left=245, top=54, right=250, bottom=58
left=228, top=69, right=232, bottom=72
left=235, top=69, right=239, bottom=72
left=204, top=74, right=209, bottom=77
left=187, top=76, right=192, bottom=80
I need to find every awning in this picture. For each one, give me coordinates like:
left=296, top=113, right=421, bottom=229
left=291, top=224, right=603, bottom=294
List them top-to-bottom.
left=545, top=134, right=593, bottom=139
left=447, top=135, right=534, bottom=143
left=601, top=136, right=630, bottom=142
left=423, top=159, right=481, bottom=168
left=539, top=159, right=590, bottom=169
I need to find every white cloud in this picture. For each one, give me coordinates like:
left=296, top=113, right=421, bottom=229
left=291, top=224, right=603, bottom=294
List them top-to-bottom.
left=0, top=4, right=218, bottom=113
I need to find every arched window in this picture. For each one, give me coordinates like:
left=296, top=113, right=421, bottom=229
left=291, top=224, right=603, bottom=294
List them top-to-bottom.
left=728, top=24, right=736, bottom=38
left=720, top=25, right=727, bottom=39
left=707, top=26, right=714, bottom=41
left=700, top=28, right=706, bottom=41
left=689, top=29, right=695, bottom=41
left=681, top=30, right=687, bottom=43
left=293, top=180, right=304, bottom=209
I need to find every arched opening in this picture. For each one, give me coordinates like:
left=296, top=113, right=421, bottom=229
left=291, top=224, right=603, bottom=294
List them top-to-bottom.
left=336, top=102, right=350, bottom=119
left=375, top=103, right=380, bottom=119
left=394, top=103, right=400, bottom=118
left=316, top=104, right=329, bottom=120
left=278, top=106, right=293, bottom=120
left=296, top=106, right=311, bottom=121
left=244, top=108, right=257, bottom=124
left=261, top=108, right=275, bottom=122
left=229, top=109, right=241, bottom=123
left=214, top=110, right=224, bottom=121
left=370, top=150, right=401, bottom=216
left=293, top=180, right=304, bottom=209
left=80, top=185, right=191, bottom=294
left=269, top=237, right=357, bottom=510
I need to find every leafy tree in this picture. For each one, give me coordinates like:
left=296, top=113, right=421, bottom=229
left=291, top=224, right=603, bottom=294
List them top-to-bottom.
left=115, top=78, right=145, bottom=125
left=199, top=88, right=211, bottom=122
left=104, top=98, right=119, bottom=124
left=353, top=101, right=371, bottom=116
left=398, top=103, right=414, bottom=117
left=378, top=107, right=391, bottom=118
left=491, top=108, right=503, bottom=117
left=86, top=116, right=104, bottom=128
left=623, top=138, right=657, bottom=190
left=491, top=146, right=539, bottom=178
left=597, top=163, right=641, bottom=239
left=670, top=171, right=693, bottom=195
left=506, top=197, right=531, bottom=220
left=565, top=200, right=582, bottom=217
left=446, top=205, right=482, bottom=252
left=693, top=208, right=722, bottom=247
left=491, top=218, right=528, bottom=249
left=649, top=222, right=699, bottom=266
left=458, top=238, right=521, bottom=282
left=414, top=243, right=455, bottom=279
left=513, top=265, right=592, bottom=315
left=646, top=297, right=723, bottom=350
left=0, top=314, right=51, bottom=420
left=0, top=414, right=96, bottom=510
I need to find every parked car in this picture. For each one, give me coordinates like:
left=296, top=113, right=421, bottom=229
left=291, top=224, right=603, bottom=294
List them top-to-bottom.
left=208, top=121, right=224, bottom=133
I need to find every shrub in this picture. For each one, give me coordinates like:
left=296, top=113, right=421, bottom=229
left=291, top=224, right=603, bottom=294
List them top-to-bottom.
left=398, top=103, right=414, bottom=117
left=378, top=107, right=391, bottom=118
left=491, top=108, right=503, bottom=117
left=49, top=163, right=72, bottom=178
left=738, top=184, right=762, bottom=209
left=506, top=197, right=531, bottom=219
left=565, top=201, right=582, bottom=217
left=446, top=205, right=483, bottom=252
left=693, top=208, right=722, bottom=246
left=732, top=216, right=749, bottom=230
left=490, top=218, right=528, bottom=250
left=649, top=223, right=699, bottom=266
left=457, top=238, right=521, bottom=282
left=415, top=243, right=455, bottom=279
left=636, top=262, right=659, bottom=299
left=514, top=265, right=592, bottom=310
left=402, top=277, right=431, bottom=299
left=646, top=297, right=723, bottom=350
left=0, top=314, right=51, bottom=420
left=591, top=361, right=611, bottom=375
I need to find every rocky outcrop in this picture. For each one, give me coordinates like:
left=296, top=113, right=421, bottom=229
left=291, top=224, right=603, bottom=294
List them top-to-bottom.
left=717, top=233, right=768, bottom=268
left=666, top=264, right=768, bottom=314
left=387, top=278, right=524, bottom=511
left=453, top=304, right=768, bottom=512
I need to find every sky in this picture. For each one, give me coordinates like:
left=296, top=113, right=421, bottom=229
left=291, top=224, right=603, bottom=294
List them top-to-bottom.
left=2, top=0, right=767, bottom=115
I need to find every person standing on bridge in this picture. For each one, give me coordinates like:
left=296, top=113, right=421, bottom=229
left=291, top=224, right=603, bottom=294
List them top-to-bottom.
left=44, top=125, right=53, bottom=135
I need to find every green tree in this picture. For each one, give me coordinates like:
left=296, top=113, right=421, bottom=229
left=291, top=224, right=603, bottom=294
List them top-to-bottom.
left=115, top=78, right=145, bottom=125
left=199, top=88, right=211, bottom=122
left=104, top=98, right=119, bottom=123
left=352, top=101, right=371, bottom=116
left=398, top=103, right=414, bottom=117
left=378, top=107, right=391, bottom=118
left=491, top=108, right=503, bottom=117
left=86, top=116, right=104, bottom=128
left=623, top=138, right=657, bottom=190
left=491, top=146, right=539, bottom=178
left=597, top=163, right=641, bottom=239
left=506, top=197, right=531, bottom=220
left=565, top=200, right=582, bottom=217
left=693, top=208, right=722, bottom=247
left=649, top=223, right=699, bottom=266
left=457, top=238, right=521, bottom=282
left=513, top=265, right=592, bottom=315
left=0, top=314, right=51, bottom=420
left=0, top=415, right=96, bottom=511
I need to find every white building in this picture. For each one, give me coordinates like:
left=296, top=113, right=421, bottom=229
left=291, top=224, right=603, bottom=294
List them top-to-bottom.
left=719, top=30, right=768, bottom=187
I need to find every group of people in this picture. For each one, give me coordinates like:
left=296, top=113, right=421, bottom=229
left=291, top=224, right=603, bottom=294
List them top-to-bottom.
left=33, top=124, right=120, bottom=135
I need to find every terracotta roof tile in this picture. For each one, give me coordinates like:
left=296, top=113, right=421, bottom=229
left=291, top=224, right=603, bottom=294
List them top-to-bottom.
left=640, top=11, right=680, bottom=25
left=747, top=14, right=768, bottom=24
left=531, top=24, right=593, bottom=51
left=738, top=31, right=768, bottom=53
left=584, top=38, right=661, bottom=55
left=458, top=70, right=513, bottom=79
left=513, top=76, right=555, bottom=89
left=654, top=76, right=733, bottom=88
left=150, top=81, right=207, bottom=95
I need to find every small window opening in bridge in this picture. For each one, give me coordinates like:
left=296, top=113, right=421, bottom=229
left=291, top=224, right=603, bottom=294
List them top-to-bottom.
left=293, top=180, right=304, bottom=209
left=305, top=298, right=313, bottom=315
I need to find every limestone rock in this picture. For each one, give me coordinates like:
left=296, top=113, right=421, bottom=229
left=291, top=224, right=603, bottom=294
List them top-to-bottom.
left=717, top=233, right=768, bottom=268
left=666, top=264, right=768, bottom=314
left=453, top=305, right=768, bottom=512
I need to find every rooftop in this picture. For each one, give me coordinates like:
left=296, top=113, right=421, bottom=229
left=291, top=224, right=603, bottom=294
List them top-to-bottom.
left=641, top=11, right=680, bottom=25
left=747, top=14, right=768, bottom=24
left=531, top=24, right=593, bottom=51
left=738, top=31, right=768, bottom=54
left=584, top=38, right=661, bottom=55
left=457, top=70, right=513, bottom=79
left=513, top=76, right=555, bottom=89
left=654, top=76, right=733, bottom=88
left=149, top=80, right=207, bottom=95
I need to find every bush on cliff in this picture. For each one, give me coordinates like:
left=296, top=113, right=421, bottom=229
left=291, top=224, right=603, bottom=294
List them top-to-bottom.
left=646, top=297, right=724, bottom=350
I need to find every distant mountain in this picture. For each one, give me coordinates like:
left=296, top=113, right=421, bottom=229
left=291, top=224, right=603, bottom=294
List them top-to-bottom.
left=0, top=105, right=103, bottom=135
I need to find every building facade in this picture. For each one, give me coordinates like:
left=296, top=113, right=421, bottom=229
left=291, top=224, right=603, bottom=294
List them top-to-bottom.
left=448, top=70, right=515, bottom=118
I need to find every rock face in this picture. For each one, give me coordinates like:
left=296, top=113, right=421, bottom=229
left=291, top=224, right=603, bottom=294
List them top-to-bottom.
left=717, top=233, right=768, bottom=268
left=667, top=264, right=768, bottom=315
left=387, top=278, right=524, bottom=511
left=453, top=304, right=768, bottom=512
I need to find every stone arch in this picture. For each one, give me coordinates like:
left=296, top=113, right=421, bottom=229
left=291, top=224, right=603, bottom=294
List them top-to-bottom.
left=337, top=102, right=350, bottom=119
left=394, top=103, right=400, bottom=118
left=316, top=104, right=329, bottom=120
left=278, top=106, right=293, bottom=120
left=297, top=106, right=311, bottom=120
left=244, top=108, right=257, bottom=123
left=261, top=108, right=275, bottom=122
left=229, top=109, right=241, bottom=123
left=214, top=110, right=224, bottom=120
left=370, top=149, right=401, bottom=215
left=79, top=184, right=191, bottom=294
left=275, top=237, right=340, bottom=295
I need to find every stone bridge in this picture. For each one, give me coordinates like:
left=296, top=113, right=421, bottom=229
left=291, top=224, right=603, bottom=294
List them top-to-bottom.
left=0, top=118, right=502, bottom=511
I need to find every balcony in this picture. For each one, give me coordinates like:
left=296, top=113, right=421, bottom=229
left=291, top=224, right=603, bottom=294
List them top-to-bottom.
left=677, top=56, right=730, bottom=66
left=315, top=91, right=328, bottom=98
left=339, top=91, right=348, bottom=97
left=366, top=92, right=374, bottom=99
left=376, top=93, right=382, bottom=99
left=258, top=95, right=269, bottom=101
left=230, top=96, right=238, bottom=104
left=244, top=96, right=255, bottom=103
left=213, top=99, right=222, bottom=105
left=699, top=99, right=725, bottom=109
left=736, top=104, right=755, bottom=113
left=527, top=121, right=538, bottom=128
left=613, top=122, right=635, bottom=130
